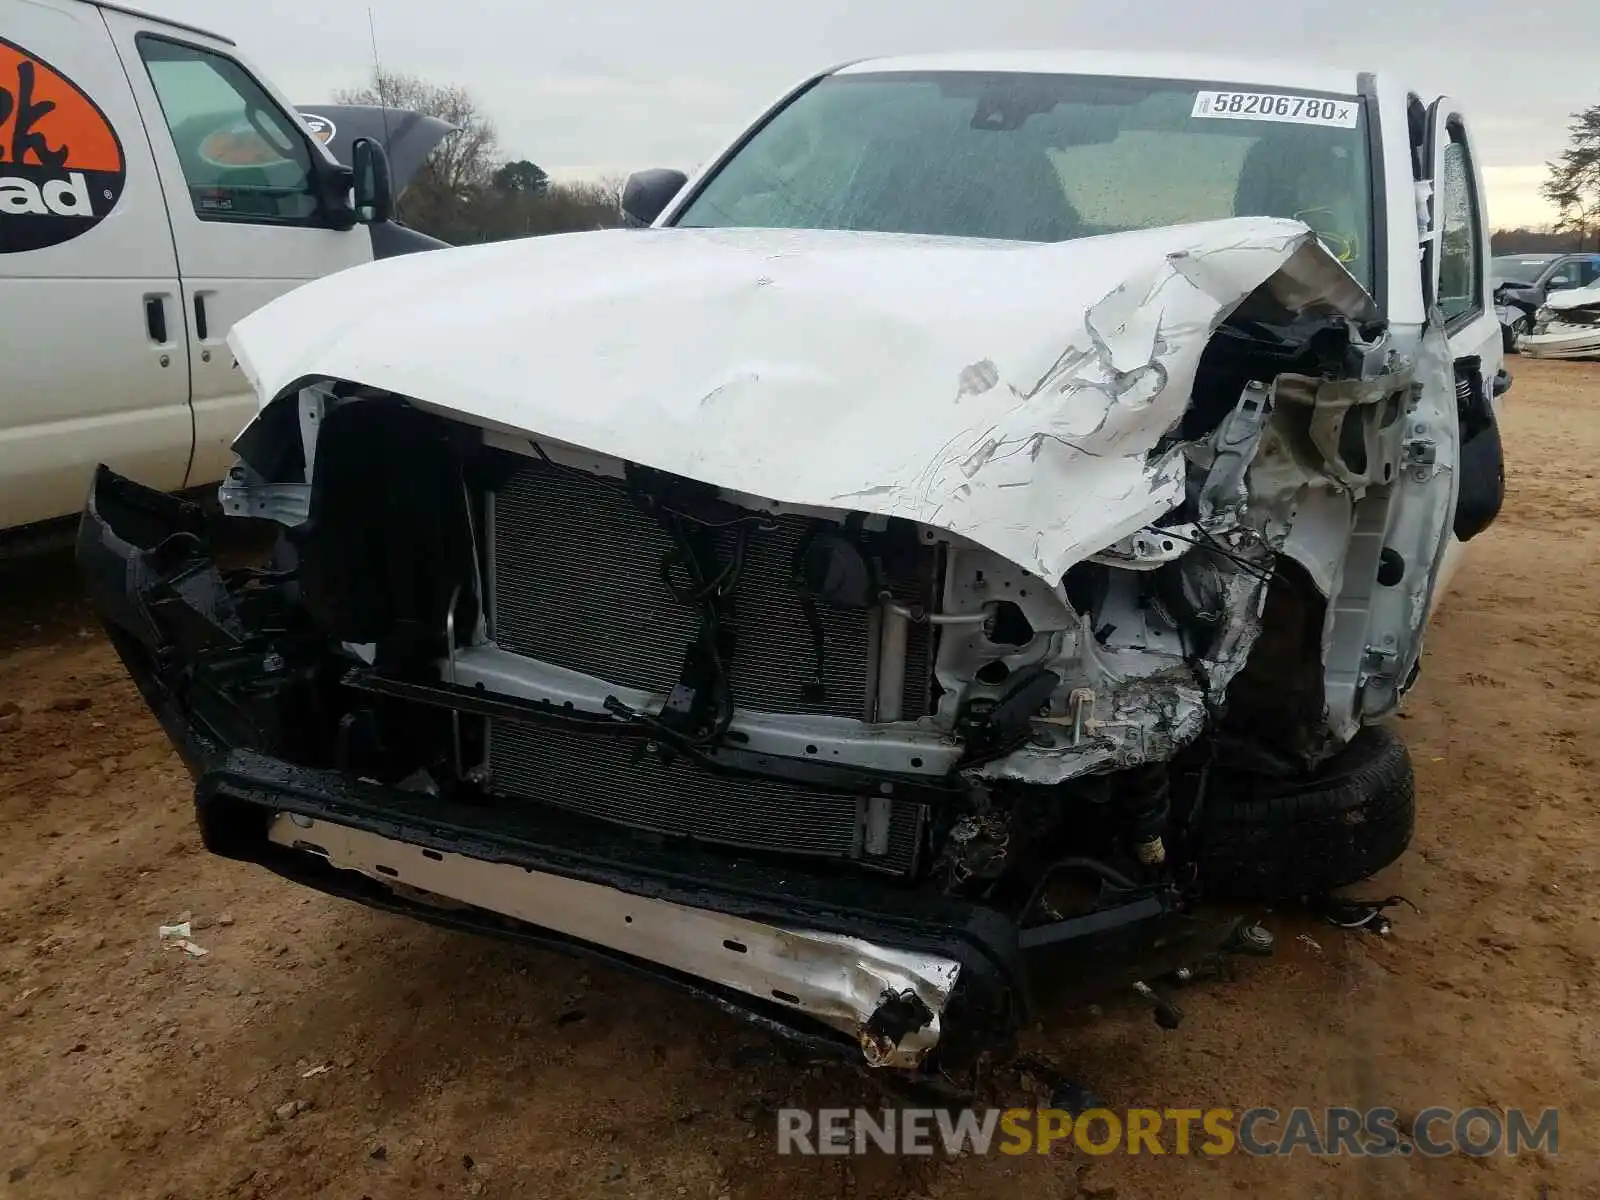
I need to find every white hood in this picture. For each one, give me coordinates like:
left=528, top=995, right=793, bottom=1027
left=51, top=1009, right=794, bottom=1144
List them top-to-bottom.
left=229, top=219, right=1372, bottom=583
left=1546, top=282, right=1600, bottom=313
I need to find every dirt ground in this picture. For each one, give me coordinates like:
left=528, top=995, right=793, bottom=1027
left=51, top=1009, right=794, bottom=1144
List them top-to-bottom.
left=2, top=357, right=1597, bottom=1200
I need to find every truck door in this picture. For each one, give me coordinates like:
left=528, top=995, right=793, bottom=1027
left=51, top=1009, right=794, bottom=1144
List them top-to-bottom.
left=0, top=0, right=187, bottom=530
left=98, top=10, right=372, bottom=491
left=1424, top=100, right=1504, bottom=599
left=1546, top=253, right=1600, bottom=294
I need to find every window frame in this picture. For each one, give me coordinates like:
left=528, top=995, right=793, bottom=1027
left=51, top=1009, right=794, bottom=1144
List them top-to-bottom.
left=133, top=31, right=329, bottom=229
left=1559, top=255, right=1600, bottom=288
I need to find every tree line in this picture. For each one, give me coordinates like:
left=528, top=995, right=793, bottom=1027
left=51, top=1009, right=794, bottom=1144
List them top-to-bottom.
left=335, top=70, right=626, bottom=244
left=1497, top=104, right=1599, bottom=253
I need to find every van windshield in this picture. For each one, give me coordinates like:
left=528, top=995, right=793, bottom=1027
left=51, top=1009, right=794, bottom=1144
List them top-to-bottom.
left=675, top=71, right=1375, bottom=288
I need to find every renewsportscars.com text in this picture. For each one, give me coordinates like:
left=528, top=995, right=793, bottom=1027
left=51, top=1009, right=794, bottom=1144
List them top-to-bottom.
left=777, top=1106, right=1559, bottom=1158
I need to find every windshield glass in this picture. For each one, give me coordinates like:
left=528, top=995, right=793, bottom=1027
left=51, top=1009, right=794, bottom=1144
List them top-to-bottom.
left=675, top=71, right=1374, bottom=287
left=1490, top=255, right=1554, bottom=286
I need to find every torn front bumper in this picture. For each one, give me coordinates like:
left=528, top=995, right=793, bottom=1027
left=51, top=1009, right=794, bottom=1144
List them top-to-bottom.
left=1521, top=322, right=1600, bottom=360
left=77, top=465, right=1241, bottom=1072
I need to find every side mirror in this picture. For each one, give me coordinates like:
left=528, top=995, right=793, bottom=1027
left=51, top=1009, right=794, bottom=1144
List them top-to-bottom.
left=352, top=137, right=395, bottom=225
left=622, top=168, right=689, bottom=227
left=1548, top=274, right=1573, bottom=289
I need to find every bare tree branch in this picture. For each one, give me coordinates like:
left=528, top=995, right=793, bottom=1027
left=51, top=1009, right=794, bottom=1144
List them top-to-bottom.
left=334, top=69, right=622, bottom=243
left=336, top=70, right=500, bottom=230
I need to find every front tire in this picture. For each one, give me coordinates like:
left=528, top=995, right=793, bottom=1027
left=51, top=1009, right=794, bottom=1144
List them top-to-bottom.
left=1194, top=725, right=1415, bottom=900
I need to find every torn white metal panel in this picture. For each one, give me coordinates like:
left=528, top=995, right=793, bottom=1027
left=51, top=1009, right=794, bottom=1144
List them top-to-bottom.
left=229, top=217, right=1373, bottom=586
left=1542, top=281, right=1600, bottom=312
left=1525, top=282, right=1600, bottom=359
left=1523, top=284, right=1600, bottom=360
left=1340, top=319, right=1457, bottom=726
left=1522, top=327, right=1600, bottom=360
left=944, top=524, right=1273, bottom=783
left=975, top=654, right=1213, bottom=785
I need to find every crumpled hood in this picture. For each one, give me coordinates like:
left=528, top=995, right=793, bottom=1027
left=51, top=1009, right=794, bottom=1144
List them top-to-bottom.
left=229, top=219, right=1372, bottom=582
left=1545, top=282, right=1600, bottom=313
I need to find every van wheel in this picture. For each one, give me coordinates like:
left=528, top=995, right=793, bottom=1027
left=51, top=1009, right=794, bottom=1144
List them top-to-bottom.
left=1194, top=725, right=1415, bottom=900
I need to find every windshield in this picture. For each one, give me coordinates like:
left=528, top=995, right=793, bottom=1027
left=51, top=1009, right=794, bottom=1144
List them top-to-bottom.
left=675, top=71, right=1375, bottom=287
left=1490, top=255, right=1554, bottom=286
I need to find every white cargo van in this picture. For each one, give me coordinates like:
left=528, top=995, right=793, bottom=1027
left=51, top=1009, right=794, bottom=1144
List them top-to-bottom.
left=0, top=0, right=444, bottom=536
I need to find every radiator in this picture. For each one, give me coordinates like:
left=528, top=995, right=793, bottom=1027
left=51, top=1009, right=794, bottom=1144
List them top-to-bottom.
left=483, top=458, right=936, bottom=872
left=489, top=720, right=923, bottom=873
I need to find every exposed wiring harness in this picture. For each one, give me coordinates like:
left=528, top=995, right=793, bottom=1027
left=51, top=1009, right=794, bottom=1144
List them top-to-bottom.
left=528, top=440, right=767, bottom=746
left=657, top=513, right=746, bottom=744
left=1143, top=522, right=1276, bottom=586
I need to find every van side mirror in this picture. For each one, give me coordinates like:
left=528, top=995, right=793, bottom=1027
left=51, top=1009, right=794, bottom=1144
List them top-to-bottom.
left=352, top=137, right=395, bottom=225
left=622, top=168, right=689, bottom=227
left=1548, top=274, right=1573, bottom=289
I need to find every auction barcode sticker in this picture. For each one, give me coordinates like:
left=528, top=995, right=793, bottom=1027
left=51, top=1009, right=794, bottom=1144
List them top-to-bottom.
left=1192, top=91, right=1359, bottom=128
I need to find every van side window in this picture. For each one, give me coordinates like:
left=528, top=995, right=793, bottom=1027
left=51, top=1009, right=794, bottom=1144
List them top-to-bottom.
left=136, top=36, right=320, bottom=225
left=1436, top=121, right=1483, bottom=324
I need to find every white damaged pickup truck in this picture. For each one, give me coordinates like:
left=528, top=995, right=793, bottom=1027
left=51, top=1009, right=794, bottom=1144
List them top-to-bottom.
left=78, top=52, right=1509, bottom=1073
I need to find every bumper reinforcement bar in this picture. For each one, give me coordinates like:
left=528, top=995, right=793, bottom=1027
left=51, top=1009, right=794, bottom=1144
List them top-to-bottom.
left=268, top=813, right=962, bottom=1068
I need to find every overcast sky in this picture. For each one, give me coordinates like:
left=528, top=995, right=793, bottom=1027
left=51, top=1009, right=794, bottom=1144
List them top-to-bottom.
left=141, top=0, right=1593, bottom=228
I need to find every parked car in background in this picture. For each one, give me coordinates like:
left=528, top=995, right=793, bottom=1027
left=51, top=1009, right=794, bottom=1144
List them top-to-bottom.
left=0, top=0, right=448, bottom=544
left=82, top=51, right=1507, bottom=1075
left=1493, top=252, right=1600, bottom=352
left=1522, top=281, right=1600, bottom=359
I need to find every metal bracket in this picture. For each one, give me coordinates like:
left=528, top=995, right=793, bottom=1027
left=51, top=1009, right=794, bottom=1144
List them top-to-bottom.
left=1199, top=380, right=1274, bottom=523
left=298, top=387, right=327, bottom=472
left=1401, top=438, right=1437, bottom=466
left=218, top=475, right=311, bottom=524
left=1086, top=524, right=1198, bottom=571
left=1358, top=642, right=1397, bottom=687
left=1069, top=687, right=1094, bottom=745
left=1031, top=688, right=1139, bottom=747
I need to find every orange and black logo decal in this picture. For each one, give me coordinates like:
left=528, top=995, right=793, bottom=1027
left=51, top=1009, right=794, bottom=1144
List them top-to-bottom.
left=0, top=36, right=126, bottom=254
left=299, top=112, right=336, bottom=145
left=197, top=121, right=293, bottom=169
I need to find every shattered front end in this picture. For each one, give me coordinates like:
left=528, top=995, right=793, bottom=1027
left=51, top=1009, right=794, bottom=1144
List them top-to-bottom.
left=78, top=219, right=1453, bottom=1072
left=1522, top=288, right=1600, bottom=360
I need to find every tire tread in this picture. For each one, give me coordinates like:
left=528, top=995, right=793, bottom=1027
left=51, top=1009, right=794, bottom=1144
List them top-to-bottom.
left=1197, top=725, right=1416, bottom=899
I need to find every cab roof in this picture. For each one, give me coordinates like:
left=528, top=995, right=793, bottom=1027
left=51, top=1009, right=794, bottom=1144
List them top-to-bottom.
left=90, top=0, right=234, bottom=45
left=836, top=50, right=1363, bottom=97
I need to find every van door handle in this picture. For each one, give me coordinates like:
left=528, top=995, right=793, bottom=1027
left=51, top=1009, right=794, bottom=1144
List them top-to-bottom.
left=194, top=293, right=209, bottom=341
left=144, top=295, right=168, bottom=344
